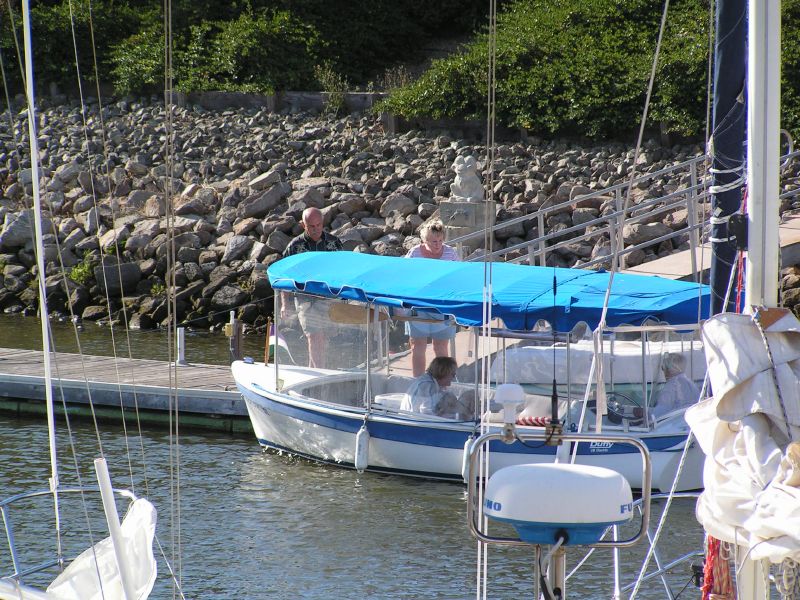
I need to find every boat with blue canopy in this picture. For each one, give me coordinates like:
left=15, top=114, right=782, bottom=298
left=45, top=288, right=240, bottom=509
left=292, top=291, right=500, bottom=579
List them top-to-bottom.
left=232, top=251, right=711, bottom=490
left=268, top=252, right=709, bottom=331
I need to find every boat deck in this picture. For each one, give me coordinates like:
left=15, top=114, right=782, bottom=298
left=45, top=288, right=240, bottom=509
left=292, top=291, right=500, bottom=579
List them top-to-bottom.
left=0, top=347, right=249, bottom=433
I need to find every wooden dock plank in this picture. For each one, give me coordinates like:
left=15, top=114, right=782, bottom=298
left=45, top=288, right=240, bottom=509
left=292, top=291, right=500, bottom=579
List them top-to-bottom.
left=0, top=347, right=249, bottom=433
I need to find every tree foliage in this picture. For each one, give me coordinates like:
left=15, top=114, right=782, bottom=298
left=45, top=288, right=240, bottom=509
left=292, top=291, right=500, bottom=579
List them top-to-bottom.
left=0, top=0, right=486, bottom=97
left=1, top=0, right=799, bottom=143
left=382, top=0, right=800, bottom=141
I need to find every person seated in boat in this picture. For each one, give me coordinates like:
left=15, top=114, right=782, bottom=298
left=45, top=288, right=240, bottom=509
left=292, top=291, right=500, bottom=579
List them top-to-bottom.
left=280, top=207, right=343, bottom=368
left=404, top=220, right=460, bottom=377
left=651, top=352, right=701, bottom=418
left=401, top=356, right=472, bottom=419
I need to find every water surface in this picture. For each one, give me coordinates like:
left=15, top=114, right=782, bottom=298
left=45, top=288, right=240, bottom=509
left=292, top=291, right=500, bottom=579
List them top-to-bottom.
left=0, top=313, right=706, bottom=598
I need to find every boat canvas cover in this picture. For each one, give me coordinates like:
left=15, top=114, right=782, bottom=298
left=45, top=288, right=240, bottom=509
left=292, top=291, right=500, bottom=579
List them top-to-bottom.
left=268, top=252, right=709, bottom=331
left=686, top=311, right=800, bottom=563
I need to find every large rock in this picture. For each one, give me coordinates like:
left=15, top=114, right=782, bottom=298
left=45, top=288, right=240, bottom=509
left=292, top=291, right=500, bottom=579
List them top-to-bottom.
left=54, top=162, right=81, bottom=184
left=249, top=170, right=281, bottom=191
left=237, top=182, right=291, bottom=219
left=287, top=186, right=324, bottom=209
left=125, top=190, right=155, bottom=211
left=379, top=193, right=416, bottom=218
left=335, top=194, right=368, bottom=215
left=143, top=196, right=166, bottom=217
left=75, top=208, right=99, bottom=235
left=0, top=210, right=52, bottom=249
left=622, top=222, right=674, bottom=245
left=99, top=225, right=130, bottom=251
left=265, top=230, right=292, bottom=254
left=124, top=231, right=153, bottom=254
left=221, top=235, right=253, bottom=264
left=94, top=262, right=142, bottom=295
left=211, top=285, right=248, bottom=310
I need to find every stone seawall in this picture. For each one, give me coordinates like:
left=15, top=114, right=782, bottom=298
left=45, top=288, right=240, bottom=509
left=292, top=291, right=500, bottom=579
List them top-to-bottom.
left=1, top=101, right=799, bottom=332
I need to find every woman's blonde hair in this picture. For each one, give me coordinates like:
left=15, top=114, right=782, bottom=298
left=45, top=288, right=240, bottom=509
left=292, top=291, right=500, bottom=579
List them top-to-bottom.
left=420, top=219, right=445, bottom=242
left=427, top=356, right=457, bottom=380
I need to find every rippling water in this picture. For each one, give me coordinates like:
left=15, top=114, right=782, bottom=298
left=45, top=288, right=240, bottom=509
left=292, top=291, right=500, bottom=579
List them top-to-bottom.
left=0, top=313, right=266, bottom=366
left=0, top=314, right=706, bottom=598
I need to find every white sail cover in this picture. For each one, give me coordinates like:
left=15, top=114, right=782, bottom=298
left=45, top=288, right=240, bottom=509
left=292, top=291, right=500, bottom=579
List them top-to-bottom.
left=686, top=310, right=800, bottom=563
left=46, top=498, right=157, bottom=600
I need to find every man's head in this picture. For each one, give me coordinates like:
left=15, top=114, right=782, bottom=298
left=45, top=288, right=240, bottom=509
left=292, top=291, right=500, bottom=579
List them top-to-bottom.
left=302, top=207, right=324, bottom=242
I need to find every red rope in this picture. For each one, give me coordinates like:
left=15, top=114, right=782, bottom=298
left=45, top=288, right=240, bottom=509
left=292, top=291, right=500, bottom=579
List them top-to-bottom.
left=516, top=415, right=550, bottom=427
left=703, top=536, right=736, bottom=599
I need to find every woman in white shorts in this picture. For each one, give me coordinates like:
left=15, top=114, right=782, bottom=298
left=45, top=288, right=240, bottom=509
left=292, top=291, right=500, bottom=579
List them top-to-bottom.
left=404, top=220, right=460, bottom=377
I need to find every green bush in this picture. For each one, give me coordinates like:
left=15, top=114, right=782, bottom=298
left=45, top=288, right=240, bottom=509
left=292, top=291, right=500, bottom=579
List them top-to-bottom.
left=0, top=0, right=152, bottom=94
left=0, top=0, right=485, bottom=97
left=268, top=0, right=487, bottom=84
left=380, top=0, right=800, bottom=140
left=381, top=0, right=712, bottom=138
left=175, top=10, right=319, bottom=93
left=110, top=25, right=165, bottom=95
left=314, top=63, right=348, bottom=115
left=69, top=258, right=94, bottom=286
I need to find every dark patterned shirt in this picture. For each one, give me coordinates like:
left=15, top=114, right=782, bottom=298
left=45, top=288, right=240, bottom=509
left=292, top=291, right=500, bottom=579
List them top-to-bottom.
left=283, top=231, right=343, bottom=257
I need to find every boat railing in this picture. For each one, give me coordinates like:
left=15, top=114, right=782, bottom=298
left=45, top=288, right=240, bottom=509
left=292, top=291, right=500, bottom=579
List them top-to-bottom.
left=450, top=149, right=800, bottom=279
left=0, top=486, right=138, bottom=584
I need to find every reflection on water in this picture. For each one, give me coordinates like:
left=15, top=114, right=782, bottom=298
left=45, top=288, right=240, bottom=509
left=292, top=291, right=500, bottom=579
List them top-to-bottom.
left=0, top=313, right=266, bottom=365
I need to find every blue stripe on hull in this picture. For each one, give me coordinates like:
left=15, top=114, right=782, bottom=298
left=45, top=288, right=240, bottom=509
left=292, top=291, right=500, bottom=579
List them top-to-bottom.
left=240, top=386, right=688, bottom=457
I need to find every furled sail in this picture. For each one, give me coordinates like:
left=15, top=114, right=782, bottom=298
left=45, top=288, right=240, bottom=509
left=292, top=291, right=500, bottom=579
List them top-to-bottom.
left=686, top=309, right=800, bottom=563
left=46, top=498, right=157, bottom=600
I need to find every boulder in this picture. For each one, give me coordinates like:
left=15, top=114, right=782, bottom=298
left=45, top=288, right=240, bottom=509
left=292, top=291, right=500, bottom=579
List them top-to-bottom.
left=237, top=182, right=291, bottom=219
left=379, top=193, right=416, bottom=218
left=221, top=235, right=254, bottom=264
left=94, top=262, right=142, bottom=295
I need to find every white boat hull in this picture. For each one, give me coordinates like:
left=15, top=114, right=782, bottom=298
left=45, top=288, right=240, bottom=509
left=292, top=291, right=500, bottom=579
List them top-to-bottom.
left=234, top=361, right=703, bottom=491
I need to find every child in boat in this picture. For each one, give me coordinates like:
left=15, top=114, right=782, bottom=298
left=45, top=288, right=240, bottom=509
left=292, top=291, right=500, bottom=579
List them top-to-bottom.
left=402, top=356, right=458, bottom=416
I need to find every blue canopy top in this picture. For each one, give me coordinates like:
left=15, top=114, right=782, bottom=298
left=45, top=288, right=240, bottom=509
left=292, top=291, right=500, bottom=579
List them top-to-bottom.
left=268, top=252, right=710, bottom=331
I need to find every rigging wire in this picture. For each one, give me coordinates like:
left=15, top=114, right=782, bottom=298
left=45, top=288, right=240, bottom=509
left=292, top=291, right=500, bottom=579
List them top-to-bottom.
left=0, top=0, right=186, bottom=590
left=0, top=0, right=106, bottom=579
left=20, top=0, right=64, bottom=569
left=64, top=0, right=155, bottom=497
left=162, top=0, right=184, bottom=590
left=476, top=1, right=497, bottom=598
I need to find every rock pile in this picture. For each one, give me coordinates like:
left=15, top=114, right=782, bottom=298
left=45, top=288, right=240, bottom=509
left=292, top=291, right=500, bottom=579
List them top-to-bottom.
left=0, top=100, right=799, bottom=330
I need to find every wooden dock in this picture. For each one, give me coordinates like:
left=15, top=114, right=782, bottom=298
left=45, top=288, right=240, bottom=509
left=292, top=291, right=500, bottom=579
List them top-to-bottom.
left=0, top=348, right=250, bottom=434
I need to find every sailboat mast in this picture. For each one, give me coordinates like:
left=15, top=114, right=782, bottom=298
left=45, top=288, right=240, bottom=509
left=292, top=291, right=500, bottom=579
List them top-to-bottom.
left=21, top=0, right=61, bottom=527
left=709, top=0, right=746, bottom=314
left=745, top=0, right=781, bottom=309
left=736, top=2, right=781, bottom=597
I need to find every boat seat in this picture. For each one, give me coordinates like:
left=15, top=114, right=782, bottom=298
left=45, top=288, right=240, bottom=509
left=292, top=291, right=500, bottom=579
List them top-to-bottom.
left=373, top=392, right=407, bottom=411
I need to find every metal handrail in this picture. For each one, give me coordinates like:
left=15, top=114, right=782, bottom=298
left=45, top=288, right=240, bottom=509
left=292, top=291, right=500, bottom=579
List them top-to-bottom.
left=450, top=149, right=800, bottom=275
left=465, top=430, right=651, bottom=549
left=1, top=486, right=138, bottom=583
left=618, top=492, right=704, bottom=595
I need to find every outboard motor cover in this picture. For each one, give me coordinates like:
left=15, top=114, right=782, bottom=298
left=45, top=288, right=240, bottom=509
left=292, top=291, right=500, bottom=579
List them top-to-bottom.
left=484, top=463, right=633, bottom=545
